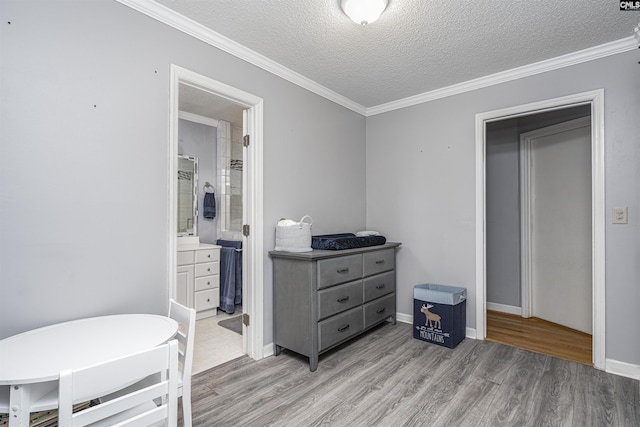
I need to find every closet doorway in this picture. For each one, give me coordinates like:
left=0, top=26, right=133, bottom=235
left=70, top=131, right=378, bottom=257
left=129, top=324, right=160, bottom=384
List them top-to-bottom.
left=168, top=65, right=265, bottom=370
left=475, top=90, right=605, bottom=370
left=485, top=112, right=593, bottom=365
left=521, top=116, right=592, bottom=333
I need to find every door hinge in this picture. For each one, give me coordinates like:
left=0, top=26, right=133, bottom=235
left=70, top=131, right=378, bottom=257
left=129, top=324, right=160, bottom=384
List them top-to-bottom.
left=243, top=134, right=250, bottom=147
left=243, top=224, right=250, bottom=237
left=242, top=313, right=250, bottom=326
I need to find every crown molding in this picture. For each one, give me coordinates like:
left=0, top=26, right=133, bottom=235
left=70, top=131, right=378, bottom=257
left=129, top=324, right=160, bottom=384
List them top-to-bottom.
left=116, top=0, right=367, bottom=116
left=117, top=1, right=635, bottom=119
left=366, top=37, right=637, bottom=116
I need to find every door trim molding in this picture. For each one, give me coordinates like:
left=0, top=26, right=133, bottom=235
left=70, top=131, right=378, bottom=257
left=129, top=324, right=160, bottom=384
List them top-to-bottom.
left=169, top=64, right=265, bottom=360
left=475, top=90, right=605, bottom=369
left=519, top=116, right=592, bottom=319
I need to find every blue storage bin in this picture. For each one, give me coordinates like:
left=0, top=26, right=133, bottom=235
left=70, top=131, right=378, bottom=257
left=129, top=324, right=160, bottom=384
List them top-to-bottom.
left=413, top=284, right=466, bottom=348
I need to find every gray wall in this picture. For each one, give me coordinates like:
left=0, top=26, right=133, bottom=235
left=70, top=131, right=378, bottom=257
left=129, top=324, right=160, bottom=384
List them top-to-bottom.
left=0, top=0, right=366, bottom=340
left=366, top=51, right=640, bottom=365
left=485, top=120, right=521, bottom=307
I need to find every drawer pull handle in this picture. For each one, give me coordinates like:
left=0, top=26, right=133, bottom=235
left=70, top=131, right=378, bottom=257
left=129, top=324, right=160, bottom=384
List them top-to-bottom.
left=207, top=254, right=211, bottom=258
left=375, top=260, right=385, bottom=265
left=207, top=268, right=211, bottom=272
left=337, top=268, right=349, bottom=274
left=207, top=281, right=211, bottom=285
left=375, top=284, right=386, bottom=289
left=337, top=296, right=350, bottom=303
left=207, top=298, right=210, bottom=302
left=376, top=307, right=386, bottom=314
left=338, top=324, right=350, bottom=332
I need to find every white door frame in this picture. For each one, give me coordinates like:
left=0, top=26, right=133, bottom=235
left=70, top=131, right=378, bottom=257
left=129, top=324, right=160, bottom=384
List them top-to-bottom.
left=168, top=64, right=265, bottom=360
left=475, top=90, right=605, bottom=369
left=520, top=116, right=592, bottom=320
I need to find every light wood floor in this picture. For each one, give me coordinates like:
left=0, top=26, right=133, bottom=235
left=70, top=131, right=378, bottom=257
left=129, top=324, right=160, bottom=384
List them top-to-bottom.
left=486, top=310, right=592, bottom=366
left=190, top=322, right=639, bottom=426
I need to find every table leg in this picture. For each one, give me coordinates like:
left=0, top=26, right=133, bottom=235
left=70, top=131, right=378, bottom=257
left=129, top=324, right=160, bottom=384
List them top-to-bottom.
left=8, top=384, right=31, bottom=427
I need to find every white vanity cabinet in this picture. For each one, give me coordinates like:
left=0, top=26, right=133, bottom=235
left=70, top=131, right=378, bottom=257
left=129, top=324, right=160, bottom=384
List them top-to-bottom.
left=177, top=244, right=221, bottom=319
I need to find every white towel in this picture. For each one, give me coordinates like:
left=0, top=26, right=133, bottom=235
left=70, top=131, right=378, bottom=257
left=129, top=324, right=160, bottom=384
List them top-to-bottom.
left=356, top=230, right=380, bottom=237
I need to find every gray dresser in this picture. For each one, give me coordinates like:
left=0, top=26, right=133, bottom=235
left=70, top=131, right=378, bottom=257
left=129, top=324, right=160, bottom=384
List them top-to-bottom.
left=270, top=242, right=401, bottom=371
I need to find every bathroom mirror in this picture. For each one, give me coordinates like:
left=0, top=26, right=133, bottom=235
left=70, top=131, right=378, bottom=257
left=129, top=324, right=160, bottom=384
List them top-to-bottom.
left=177, top=154, right=198, bottom=236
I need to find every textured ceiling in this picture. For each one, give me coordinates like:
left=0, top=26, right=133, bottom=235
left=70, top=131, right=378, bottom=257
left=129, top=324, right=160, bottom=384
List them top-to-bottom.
left=157, top=0, right=639, bottom=108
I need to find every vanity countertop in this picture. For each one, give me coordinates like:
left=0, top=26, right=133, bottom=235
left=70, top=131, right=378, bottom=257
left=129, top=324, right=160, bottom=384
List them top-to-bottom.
left=177, top=242, right=221, bottom=252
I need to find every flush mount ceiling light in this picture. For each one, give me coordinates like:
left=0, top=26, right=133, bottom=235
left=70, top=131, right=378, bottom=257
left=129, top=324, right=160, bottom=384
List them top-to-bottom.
left=341, top=0, right=389, bottom=26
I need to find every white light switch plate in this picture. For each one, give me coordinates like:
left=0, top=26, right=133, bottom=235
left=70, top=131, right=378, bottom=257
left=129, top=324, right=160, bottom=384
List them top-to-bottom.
left=613, top=207, right=628, bottom=224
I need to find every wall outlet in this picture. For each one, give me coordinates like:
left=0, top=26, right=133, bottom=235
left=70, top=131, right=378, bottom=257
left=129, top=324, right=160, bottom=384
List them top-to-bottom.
left=613, top=207, right=628, bottom=224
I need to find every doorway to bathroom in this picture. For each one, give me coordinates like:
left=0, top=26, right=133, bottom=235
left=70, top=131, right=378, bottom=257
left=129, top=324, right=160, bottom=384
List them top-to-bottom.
left=169, top=65, right=265, bottom=370
left=475, top=90, right=605, bottom=369
left=177, top=91, right=245, bottom=372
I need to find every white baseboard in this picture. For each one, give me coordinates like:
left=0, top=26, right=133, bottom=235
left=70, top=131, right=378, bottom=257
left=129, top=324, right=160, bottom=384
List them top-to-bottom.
left=487, top=302, right=522, bottom=316
left=396, top=312, right=412, bottom=324
left=466, top=327, right=477, bottom=339
left=263, top=343, right=274, bottom=358
left=605, top=358, right=640, bottom=380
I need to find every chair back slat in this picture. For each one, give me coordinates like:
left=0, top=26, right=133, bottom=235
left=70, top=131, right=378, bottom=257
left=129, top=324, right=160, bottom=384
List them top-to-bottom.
left=168, top=299, right=196, bottom=392
left=175, top=329, right=187, bottom=367
left=58, top=340, right=178, bottom=427
left=73, top=383, right=168, bottom=426
left=110, top=406, right=168, bottom=427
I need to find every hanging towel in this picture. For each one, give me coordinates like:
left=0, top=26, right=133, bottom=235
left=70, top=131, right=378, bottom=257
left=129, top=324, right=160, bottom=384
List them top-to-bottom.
left=203, top=192, right=216, bottom=219
left=217, top=240, right=242, bottom=312
left=218, top=246, right=242, bottom=314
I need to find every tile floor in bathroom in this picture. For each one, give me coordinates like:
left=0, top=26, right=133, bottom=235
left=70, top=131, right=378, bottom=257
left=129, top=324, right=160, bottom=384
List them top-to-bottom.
left=192, top=307, right=244, bottom=375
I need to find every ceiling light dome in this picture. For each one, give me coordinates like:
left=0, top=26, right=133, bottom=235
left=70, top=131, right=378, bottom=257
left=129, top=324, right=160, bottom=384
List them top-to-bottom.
left=341, top=0, right=388, bottom=26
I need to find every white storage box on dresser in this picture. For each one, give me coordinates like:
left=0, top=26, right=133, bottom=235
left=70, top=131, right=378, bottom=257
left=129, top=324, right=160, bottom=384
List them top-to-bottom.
left=270, top=242, right=401, bottom=371
left=177, top=243, right=221, bottom=319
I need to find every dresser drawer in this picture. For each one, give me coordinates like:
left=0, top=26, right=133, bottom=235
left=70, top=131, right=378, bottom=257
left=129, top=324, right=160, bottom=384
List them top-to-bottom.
left=196, top=248, right=220, bottom=263
left=363, top=249, right=395, bottom=277
left=177, top=251, right=194, bottom=266
left=317, top=254, right=363, bottom=289
left=195, top=261, right=219, bottom=278
left=363, top=271, right=395, bottom=302
left=195, top=275, right=220, bottom=291
left=318, top=280, right=363, bottom=320
left=194, top=289, right=219, bottom=312
left=363, top=294, right=395, bottom=329
left=318, top=307, right=364, bottom=351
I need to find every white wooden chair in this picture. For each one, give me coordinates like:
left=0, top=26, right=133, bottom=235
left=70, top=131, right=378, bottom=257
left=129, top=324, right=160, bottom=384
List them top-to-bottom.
left=168, top=298, right=196, bottom=427
left=98, top=300, right=195, bottom=426
left=58, top=340, right=178, bottom=427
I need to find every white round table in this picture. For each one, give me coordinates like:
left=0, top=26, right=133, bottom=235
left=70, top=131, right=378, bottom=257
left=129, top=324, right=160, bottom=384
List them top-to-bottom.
left=0, top=314, right=178, bottom=427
